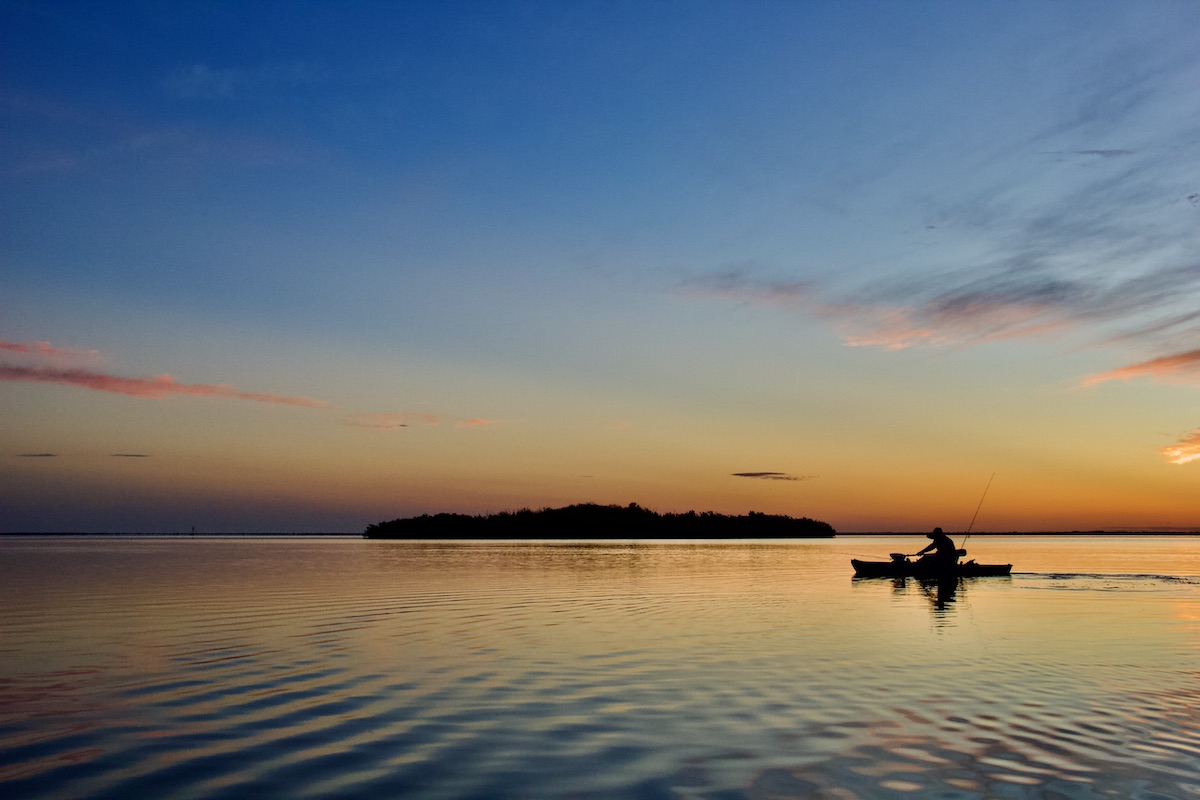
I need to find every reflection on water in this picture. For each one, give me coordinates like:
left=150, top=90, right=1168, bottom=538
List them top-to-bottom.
left=1, top=536, right=1197, bottom=799
left=876, top=574, right=973, bottom=619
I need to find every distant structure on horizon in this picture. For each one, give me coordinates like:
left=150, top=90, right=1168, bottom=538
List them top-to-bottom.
left=363, top=502, right=836, bottom=540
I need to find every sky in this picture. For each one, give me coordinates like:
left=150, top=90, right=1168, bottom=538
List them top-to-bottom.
left=2, top=0, right=1199, bottom=533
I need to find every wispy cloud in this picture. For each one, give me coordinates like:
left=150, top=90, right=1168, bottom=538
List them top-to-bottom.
left=683, top=38, right=1200, bottom=382
left=161, top=62, right=324, bottom=100
left=161, top=64, right=250, bottom=99
left=1, top=88, right=299, bottom=176
left=838, top=139, right=1200, bottom=357
left=1040, top=149, right=1138, bottom=159
left=688, top=254, right=1200, bottom=377
left=850, top=259, right=1200, bottom=354
left=686, top=269, right=1083, bottom=351
left=683, top=270, right=811, bottom=308
left=840, top=276, right=1085, bottom=351
left=2, top=338, right=330, bottom=407
left=1, top=339, right=100, bottom=362
left=1081, top=349, right=1200, bottom=387
left=0, top=365, right=329, bottom=407
left=344, top=412, right=439, bottom=430
left=343, top=414, right=502, bottom=430
left=1162, top=430, right=1200, bottom=465
left=16, top=452, right=152, bottom=458
left=732, top=472, right=816, bottom=481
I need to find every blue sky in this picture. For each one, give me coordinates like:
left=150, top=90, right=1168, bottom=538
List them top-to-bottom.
left=3, top=1, right=1199, bottom=532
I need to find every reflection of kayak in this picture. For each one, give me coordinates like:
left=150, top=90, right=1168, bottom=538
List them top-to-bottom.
left=852, top=554, right=1012, bottom=578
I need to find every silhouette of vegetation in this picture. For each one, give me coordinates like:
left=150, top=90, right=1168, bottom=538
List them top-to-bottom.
left=364, top=502, right=835, bottom=539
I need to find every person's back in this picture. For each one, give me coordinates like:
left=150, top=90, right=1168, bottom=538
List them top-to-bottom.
left=918, top=527, right=958, bottom=568
left=932, top=533, right=957, bottom=566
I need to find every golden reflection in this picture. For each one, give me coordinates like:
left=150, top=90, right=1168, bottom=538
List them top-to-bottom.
left=2, top=536, right=1197, bottom=799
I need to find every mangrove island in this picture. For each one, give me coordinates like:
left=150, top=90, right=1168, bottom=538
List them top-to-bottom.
left=363, top=502, right=836, bottom=539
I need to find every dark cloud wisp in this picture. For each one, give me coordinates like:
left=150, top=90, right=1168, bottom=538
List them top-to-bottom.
left=732, top=472, right=815, bottom=481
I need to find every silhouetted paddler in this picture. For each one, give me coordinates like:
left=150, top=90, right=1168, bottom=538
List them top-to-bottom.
left=915, top=527, right=959, bottom=569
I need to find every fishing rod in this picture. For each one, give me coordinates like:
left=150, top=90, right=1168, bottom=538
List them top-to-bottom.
left=960, top=472, right=995, bottom=549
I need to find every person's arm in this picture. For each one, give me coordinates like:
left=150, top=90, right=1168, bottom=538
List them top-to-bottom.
left=916, top=542, right=933, bottom=554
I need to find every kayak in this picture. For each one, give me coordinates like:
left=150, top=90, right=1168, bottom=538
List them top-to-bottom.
left=852, top=554, right=1012, bottom=578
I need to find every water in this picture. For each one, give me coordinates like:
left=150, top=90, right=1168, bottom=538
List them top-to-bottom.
left=1, top=535, right=1197, bottom=799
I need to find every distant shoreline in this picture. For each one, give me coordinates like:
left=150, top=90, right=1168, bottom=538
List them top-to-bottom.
left=3, top=530, right=1196, bottom=538
left=841, top=530, right=1200, bottom=536
left=0, top=532, right=363, bottom=537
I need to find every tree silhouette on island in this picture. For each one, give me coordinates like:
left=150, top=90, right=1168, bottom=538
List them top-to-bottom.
left=364, top=502, right=835, bottom=539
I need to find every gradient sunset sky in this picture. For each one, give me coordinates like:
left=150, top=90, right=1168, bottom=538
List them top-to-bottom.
left=3, top=1, right=1198, bottom=533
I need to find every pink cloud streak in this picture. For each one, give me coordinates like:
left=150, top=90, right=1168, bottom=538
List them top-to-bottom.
left=1, top=339, right=100, bottom=360
left=1081, top=349, right=1200, bottom=387
left=0, top=364, right=330, bottom=407
left=456, top=418, right=503, bottom=428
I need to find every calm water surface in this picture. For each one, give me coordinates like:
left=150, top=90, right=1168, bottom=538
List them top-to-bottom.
left=1, top=536, right=1197, bottom=799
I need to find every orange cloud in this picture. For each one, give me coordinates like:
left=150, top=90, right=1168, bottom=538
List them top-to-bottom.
left=839, top=306, right=941, bottom=350
left=1081, top=349, right=1200, bottom=387
left=0, top=364, right=329, bottom=407
left=344, top=412, right=439, bottom=430
left=456, top=418, right=502, bottom=428
left=1162, top=430, right=1200, bottom=465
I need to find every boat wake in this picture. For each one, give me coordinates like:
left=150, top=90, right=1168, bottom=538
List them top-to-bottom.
left=1015, top=571, right=1200, bottom=587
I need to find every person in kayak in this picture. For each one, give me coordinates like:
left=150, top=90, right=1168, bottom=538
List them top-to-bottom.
left=915, top=527, right=959, bottom=569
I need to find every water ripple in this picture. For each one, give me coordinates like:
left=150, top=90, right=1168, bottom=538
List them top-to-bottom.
left=2, top=538, right=1198, bottom=799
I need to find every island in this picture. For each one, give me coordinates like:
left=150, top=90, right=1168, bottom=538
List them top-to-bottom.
left=363, top=502, right=835, bottom=539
